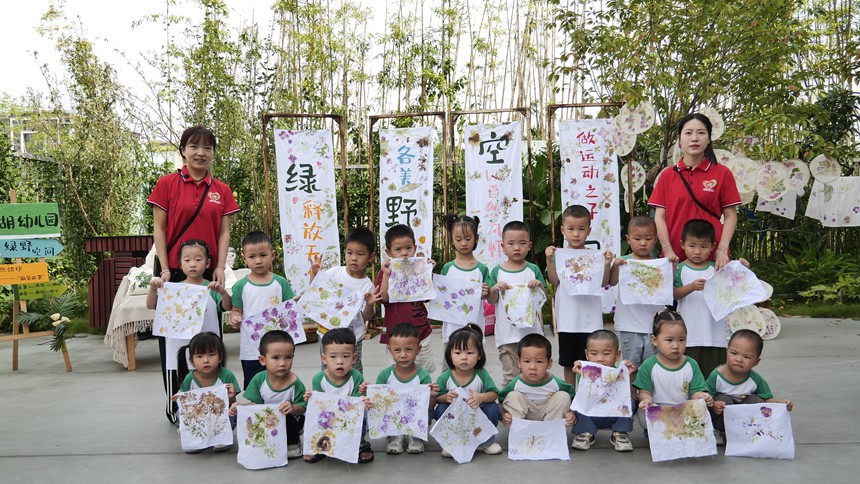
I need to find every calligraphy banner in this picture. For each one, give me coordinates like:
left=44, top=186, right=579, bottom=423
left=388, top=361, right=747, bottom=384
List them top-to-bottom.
left=464, top=122, right=524, bottom=268
left=379, top=127, right=434, bottom=261
left=274, top=129, right=341, bottom=293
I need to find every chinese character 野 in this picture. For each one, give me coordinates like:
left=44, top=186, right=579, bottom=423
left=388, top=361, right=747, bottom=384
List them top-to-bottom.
left=478, top=130, right=511, bottom=164
left=284, top=163, right=319, bottom=194
left=385, top=196, right=418, bottom=227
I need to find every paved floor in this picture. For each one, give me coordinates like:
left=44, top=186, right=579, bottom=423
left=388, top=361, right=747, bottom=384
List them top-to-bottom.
left=1, top=317, right=858, bottom=483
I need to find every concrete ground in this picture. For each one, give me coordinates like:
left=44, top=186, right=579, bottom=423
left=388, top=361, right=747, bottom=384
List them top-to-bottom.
left=1, top=317, right=858, bottom=484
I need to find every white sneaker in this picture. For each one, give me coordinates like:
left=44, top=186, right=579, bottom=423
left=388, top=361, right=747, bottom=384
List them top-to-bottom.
left=571, top=432, right=595, bottom=450
left=386, top=436, right=405, bottom=454
left=406, top=436, right=425, bottom=454
left=477, top=442, right=503, bottom=455
left=287, top=443, right=302, bottom=458
left=441, top=449, right=452, bottom=458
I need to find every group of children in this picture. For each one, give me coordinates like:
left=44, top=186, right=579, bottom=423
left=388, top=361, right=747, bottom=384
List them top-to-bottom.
left=150, top=203, right=791, bottom=462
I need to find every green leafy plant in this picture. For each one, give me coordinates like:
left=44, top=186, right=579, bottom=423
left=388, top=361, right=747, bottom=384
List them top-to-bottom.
left=799, top=275, right=860, bottom=305
left=18, top=292, right=87, bottom=332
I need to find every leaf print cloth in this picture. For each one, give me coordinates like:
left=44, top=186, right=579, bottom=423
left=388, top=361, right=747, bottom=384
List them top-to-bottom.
left=554, top=248, right=604, bottom=297
left=388, top=257, right=437, bottom=303
left=618, top=258, right=673, bottom=305
left=703, top=261, right=768, bottom=321
left=299, top=271, right=363, bottom=332
left=427, top=273, right=483, bottom=324
left=154, top=282, right=209, bottom=338
left=501, top=284, right=546, bottom=329
left=242, top=300, right=307, bottom=350
left=570, top=362, right=633, bottom=418
left=366, top=384, right=431, bottom=440
left=177, top=385, right=233, bottom=452
left=303, top=392, right=365, bottom=464
left=430, top=396, right=498, bottom=464
left=645, top=400, right=717, bottom=462
left=724, top=403, right=795, bottom=459
left=237, top=404, right=288, bottom=469
left=507, top=418, right=569, bottom=461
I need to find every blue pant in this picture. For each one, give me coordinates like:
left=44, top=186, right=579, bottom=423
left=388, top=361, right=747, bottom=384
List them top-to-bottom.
left=434, top=401, right=501, bottom=445
left=572, top=414, right=633, bottom=435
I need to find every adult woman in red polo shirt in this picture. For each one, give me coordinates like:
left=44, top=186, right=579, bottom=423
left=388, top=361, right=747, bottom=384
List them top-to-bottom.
left=648, top=113, right=741, bottom=270
left=147, top=125, right=240, bottom=424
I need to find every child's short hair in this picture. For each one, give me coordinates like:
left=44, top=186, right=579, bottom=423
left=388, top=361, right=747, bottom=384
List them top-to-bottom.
left=562, top=204, right=591, bottom=222
left=443, top=214, right=480, bottom=250
left=628, top=215, right=657, bottom=232
left=681, top=219, right=715, bottom=243
left=502, top=220, right=530, bottom=237
left=384, top=224, right=415, bottom=249
left=344, top=226, right=376, bottom=254
left=243, top=230, right=273, bottom=248
left=177, top=239, right=212, bottom=264
left=652, top=309, right=686, bottom=336
left=388, top=322, right=420, bottom=341
left=445, top=324, right=486, bottom=369
left=321, top=328, right=356, bottom=349
left=586, top=329, right=619, bottom=352
left=728, top=329, right=764, bottom=356
left=259, top=330, right=294, bottom=355
left=177, top=331, right=226, bottom=382
left=518, top=333, right=552, bottom=359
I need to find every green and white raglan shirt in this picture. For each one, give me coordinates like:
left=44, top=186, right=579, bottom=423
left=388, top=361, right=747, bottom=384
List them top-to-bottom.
left=439, top=261, right=494, bottom=342
left=490, top=262, right=546, bottom=347
left=231, top=274, right=295, bottom=360
left=634, top=355, right=708, bottom=405
left=376, top=365, right=432, bottom=388
left=179, top=366, right=240, bottom=392
left=436, top=367, right=500, bottom=398
left=706, top=367, right=774, bottom=399
left=312, top=369, right=364, bottom=397
left=243, top=371, right=307, bottom=408
left=498, top=374, right=575, bottom=405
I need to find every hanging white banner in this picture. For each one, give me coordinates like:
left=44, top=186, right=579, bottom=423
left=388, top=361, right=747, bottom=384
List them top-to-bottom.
left=464, top=122, right=524, bottom=268
left=378, top=127, right=435, bottom=260
left=274, top=129, right=341, bottom=293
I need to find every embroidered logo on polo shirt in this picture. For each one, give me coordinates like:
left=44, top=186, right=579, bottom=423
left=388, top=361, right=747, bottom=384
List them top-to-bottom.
left=702, top=179, right=717, bottom=192
left=208, top=192, right=222, bottom=204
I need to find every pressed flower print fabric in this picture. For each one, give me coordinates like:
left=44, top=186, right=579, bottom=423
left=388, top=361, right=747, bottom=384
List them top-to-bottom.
left=554, top=248, right=604, bottom=297
left=388, top=257, right=437, bottom=303
left=618, top=258, right=673, bottom=305
left=703, top=261, right=768, bottom=321
left=299, top=271, right=363, bottom=332
left=427, top=273, right=482, bottom=324
left=154, top=282, right=209, bottom=338
left=502, top=284, right=546, bottom=329
left=242, top=300, right=307, bottom=349
left=570, top=362, right=633, bottom=418
left=177, top=384, right=233, bottom=452
left=366, top=384, right=431, bottom=440
left=303, top=392, right=365, bottom=464
left=430, top=396, right=498, bottom=464
left=645, top=400, right=717, bottom=462
left=724, top=403, right=795, bottom=459
left=237, top=404, right=288, bottom=469
left=507, top=419, right=570, bottom=461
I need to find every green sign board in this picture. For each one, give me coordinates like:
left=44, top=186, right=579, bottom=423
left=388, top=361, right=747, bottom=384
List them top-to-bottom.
left=0, top=203, right=62, bottom=239
left=18, top=281, right=67, bottom=301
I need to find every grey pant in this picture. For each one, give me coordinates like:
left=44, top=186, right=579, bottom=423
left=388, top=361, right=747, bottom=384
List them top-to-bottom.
left=711, top=393, right=765, bottom=431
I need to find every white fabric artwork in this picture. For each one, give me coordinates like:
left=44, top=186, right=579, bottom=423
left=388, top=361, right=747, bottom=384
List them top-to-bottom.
left=616, top=101, right=655, bottom=135
left=700, top=106, right=725, bottom=140
left=464, top=122, right=524, bottom=268
left=378, top=127, right=434, bottom=261
left=274, top=129, right=341, bottom=293
left=809, top=154, right=841, bottom=183
left=724, top=157, right=761, bottom=194
left=783, top=159, right=810, bottom=191
left=620, top=160, right=645, bottom=192
left=756, top=162, right=789, bottom=202
left=805, top=178, right=860, bottom=228
left=756, top=190, right=797, bottom=219
left=554, top=248, right=605, bottom=297
left=387, top=257, right=437, bottom=303
left=618, top=258, right=673, bottom=305
left=703, top=261, right=769, bottom=321
left=299, top=271, right=363, bottom=332
left=427, top=273, right=483, bottom=325
left=154, top=282, right=209, bottom=338
left=501, top=284, right=546, bottom=329
left=242, top=300, right=307, bottom=349
left=725, top=305, right=767, bottom=337
left=759, top=307, right=782, bottom=340
left=570, top=362, right=633, bottom=418
left=366, top=384, right=431, bottom=440
left=177, top=385, right=233, bottom=452
left=303, top=392, right=365, bottom=463
left=430, top=396, right=498, bottom=464
left=645, top=400, right=718, bottom=462
left=724, top=403, right=795, bottom=459
left=237, top=404, right=288, bottom=470
left=507, top=418, right=570, bottom=461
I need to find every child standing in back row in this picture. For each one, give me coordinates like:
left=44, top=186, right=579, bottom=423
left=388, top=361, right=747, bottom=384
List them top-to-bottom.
left=545, top=205, right=613, bottom=385
left=608, top=215, right=664, bottom=369
left=488, top=221, right=547, bottom=385
left=230, top=231, right=295, bottom=388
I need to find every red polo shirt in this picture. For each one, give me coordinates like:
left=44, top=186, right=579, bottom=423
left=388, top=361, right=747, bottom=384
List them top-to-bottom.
left=648, top=158, right=741, bottom=261
left=147, top=166, right=240, bottom=269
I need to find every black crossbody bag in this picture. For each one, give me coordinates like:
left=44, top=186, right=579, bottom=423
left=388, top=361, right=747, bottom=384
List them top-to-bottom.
left=673, top=166, right=721, bottom=220
left=153, top=173, right=211, bottom=274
